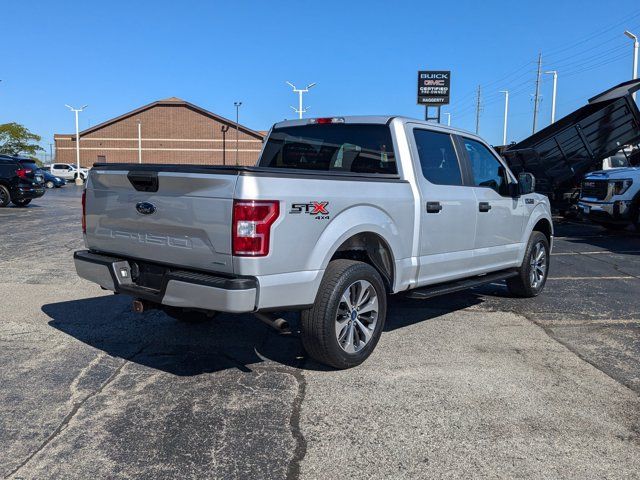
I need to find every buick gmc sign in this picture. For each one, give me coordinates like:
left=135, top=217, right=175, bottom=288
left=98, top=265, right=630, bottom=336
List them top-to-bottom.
left=417, top=70, right=451, bottom=105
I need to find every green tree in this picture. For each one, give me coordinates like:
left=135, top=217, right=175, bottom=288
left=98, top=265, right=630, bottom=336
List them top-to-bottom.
left=0, top=123, right=44, bottom=157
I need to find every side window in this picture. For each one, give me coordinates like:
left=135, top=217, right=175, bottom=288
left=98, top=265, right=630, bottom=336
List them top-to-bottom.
left=413, top=129, right=463, bottom=186
left=462, top=138, right=510, bottom=196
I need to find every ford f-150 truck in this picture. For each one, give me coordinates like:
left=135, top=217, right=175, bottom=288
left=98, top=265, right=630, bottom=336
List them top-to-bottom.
left=74, top=116, right=553, bottom=368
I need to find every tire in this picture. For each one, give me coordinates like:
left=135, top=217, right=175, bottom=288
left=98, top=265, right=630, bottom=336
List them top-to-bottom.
left=45, top=181, right=55, bottom=189
left=0, top=185, right=10, bottom=207
left=12, top=198, right=31, bottom=207
left=507, top=231, right=550, bottom=298
left=301, top=259, right=387, bottom=369
left=163, top=306, right=217, bottom=323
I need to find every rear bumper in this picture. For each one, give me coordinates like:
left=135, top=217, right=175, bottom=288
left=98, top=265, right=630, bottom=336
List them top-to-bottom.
left=13, top=184, right=46, bottom=200
left=74, top=250, right=257, bottom=313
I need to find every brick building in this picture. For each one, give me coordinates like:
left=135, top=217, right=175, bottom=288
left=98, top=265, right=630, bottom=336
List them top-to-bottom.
left=54, top=97, right=265, bottom=167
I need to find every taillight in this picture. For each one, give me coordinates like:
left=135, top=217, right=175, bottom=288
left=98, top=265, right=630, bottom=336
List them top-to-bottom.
left=16, top=168, right=31, bottom=179
left=81, top=190, right=87, bottom=234
left=232, top=200, right=279, bottom=256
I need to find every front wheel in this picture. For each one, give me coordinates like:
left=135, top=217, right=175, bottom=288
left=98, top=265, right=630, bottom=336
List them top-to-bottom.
left=45, top=180, right=55, bottom=189
left=12, top=198, right=32, bottom=207
left=507, top=231, right=550, bottom=297
left=301, top=259, right=386, bottom=369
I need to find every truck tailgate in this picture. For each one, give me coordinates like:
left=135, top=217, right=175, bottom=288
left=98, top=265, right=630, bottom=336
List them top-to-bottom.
left=85, top=167, right=237, bottom=274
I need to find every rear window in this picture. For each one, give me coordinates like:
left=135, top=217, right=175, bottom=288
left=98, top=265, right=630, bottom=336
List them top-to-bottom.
left=258, top=124, right=397, bottom=174
left=18, top=161, right=38, bottom=171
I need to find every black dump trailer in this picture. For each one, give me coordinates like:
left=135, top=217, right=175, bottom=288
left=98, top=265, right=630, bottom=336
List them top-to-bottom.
left=501, top=79, right=640, bottom=212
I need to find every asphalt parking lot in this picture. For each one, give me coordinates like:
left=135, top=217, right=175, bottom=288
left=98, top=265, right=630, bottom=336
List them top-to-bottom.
left=1, top=185, right=639, bottom=479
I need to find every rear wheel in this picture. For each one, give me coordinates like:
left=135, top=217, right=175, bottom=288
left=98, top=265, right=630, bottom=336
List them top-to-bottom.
left=45, top=180, right=55, bottom=189
left=0, top=185, right=10, bottom=207
left=12, top=198, right=31, bottom=207
left=507, top=231, right=549, bottom=297
left=301, top=259, right=386, bottom=369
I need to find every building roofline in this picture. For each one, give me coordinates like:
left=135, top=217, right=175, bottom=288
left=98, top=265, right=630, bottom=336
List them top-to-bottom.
left=56, top=98, right=265, bottom=139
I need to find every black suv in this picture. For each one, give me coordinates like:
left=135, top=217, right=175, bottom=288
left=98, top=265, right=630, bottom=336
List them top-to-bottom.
left=0, top=155, right=46, bottom=207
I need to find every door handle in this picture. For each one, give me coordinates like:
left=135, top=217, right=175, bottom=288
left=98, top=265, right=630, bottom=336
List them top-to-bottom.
left=426, top=201, right=442, bottom=213
left=479, top=202, right=492, bottom=212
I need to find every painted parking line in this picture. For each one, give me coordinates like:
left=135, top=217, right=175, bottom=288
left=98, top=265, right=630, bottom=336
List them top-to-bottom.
left=552, top=250, right=640, bottom=256
left=547, top=276, right=635, bottom=280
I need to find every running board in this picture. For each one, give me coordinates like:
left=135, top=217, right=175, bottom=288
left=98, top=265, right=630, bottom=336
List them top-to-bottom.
left=406, top=269, right=519, bottom=300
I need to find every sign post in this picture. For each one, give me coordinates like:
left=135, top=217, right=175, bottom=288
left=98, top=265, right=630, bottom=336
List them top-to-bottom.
left=417, top=70, right=451, bottom=123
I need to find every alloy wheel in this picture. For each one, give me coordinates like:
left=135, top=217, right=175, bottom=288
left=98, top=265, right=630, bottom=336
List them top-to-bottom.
left=529, top=241, right=547, bottom=289
left=335, top=280, right=379, bottom=354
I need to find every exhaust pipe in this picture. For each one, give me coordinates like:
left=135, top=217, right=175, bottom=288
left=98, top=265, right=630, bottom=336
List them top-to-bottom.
left=132, top=298, right=158, bottom=313
left=254, top=313, right=290, bottom=333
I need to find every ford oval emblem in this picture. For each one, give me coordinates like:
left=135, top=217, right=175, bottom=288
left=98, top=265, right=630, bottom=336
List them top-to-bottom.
left=136, top=201, right=156, bottom=215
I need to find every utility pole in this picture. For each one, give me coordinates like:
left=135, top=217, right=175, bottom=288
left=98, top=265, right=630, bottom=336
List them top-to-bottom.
left=624, top=31, right=638, bottom=101
left=532, top=52, right=543, bottom=134
left=544, top=71, right=558, bottom=123
left=286, top=81, right=316, bottom=119
left=475, top=85, right=482, bottom=134
left=500, top=90, right=509, bottom=145
left=234, top=102, right=242, bottom=165
left=65, top=104, right=88, bottom=185
left=137, top=119, right=142, bottom=164
left=221, top=124, right=229, bottom=165
left=49, top=143, right=53, bottom=164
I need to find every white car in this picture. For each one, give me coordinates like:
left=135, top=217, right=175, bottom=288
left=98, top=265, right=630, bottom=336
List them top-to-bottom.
left=50, top=163, right=89, bottom=181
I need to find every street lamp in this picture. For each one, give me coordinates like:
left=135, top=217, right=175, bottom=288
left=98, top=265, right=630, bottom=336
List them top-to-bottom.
left=624, top=30, right=639, bottom=101
left=544, top=71, right=558, bottom=124
left=286, top=81, right=316, bottom=119
left=499, top=90, right=509, bottom=145
left=234, top=101, right=242, bottom=165
left=65, top=104, right=88, bottom=185
left=221, top=124, right=229, bottom=165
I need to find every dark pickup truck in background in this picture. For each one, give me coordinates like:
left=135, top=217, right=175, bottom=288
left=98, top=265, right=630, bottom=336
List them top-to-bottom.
left=499, top=79, right=640, bottom=215
left=0, top=155, right=46, bottom=207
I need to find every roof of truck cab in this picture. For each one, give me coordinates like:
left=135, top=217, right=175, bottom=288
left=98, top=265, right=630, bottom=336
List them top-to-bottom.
left=272, top=115, right=480, bottom=138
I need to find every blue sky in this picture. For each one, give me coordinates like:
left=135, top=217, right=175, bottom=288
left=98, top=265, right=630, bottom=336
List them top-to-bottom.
left=2, top=0, right=640, bottom=156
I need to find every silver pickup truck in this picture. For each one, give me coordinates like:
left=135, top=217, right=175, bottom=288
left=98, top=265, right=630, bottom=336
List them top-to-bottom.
left=75, top=116, right=553, bottom=368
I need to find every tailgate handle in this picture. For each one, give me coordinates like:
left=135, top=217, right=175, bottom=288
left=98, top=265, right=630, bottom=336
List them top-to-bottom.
left=127, top=171, right=159, bottom=192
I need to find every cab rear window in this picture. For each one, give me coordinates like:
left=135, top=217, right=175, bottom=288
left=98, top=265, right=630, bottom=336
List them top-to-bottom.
left=259, top=124, right=397, bottom=174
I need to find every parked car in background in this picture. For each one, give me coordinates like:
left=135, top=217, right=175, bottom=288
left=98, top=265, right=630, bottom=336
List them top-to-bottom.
left=75, top=116, right=553, bottom=369
left=0, top=155, right=45, bottom=207
left=50, top=163, right=89, bottom=181
left=38, top=169, right=66, bottom=188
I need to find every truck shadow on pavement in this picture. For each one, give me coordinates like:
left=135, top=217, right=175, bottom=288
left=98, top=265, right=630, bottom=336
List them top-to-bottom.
left=42, top=292, right=484, bottom=374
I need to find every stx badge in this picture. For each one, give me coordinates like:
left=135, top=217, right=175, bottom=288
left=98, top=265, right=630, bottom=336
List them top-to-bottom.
left=290, top=201, right=330, bottom=219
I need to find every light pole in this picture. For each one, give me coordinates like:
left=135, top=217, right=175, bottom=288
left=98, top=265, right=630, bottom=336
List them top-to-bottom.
left=624, top=30, right=638, bottom=101
left=544, top=71, right=558, bottom=124
left=286, top=81, right=316, bottom=119
left=499, top=90, right=509, bottom=145
left=234, top=101, right=242, bottom=165
left=65, top=104, right=88, bottom=185
left=442, top=112, right=451, bottom=126
left=137, top=119, right=142, bottom=164
left=221, top=124, right=229, bottom=165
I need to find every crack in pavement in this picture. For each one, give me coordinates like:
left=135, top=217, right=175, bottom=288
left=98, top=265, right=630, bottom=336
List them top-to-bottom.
left=4, top=345, right=149, bottom=479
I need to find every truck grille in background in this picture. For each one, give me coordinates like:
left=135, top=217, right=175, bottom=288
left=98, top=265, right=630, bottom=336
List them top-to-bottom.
left=580, top=179, right=608, bottom=200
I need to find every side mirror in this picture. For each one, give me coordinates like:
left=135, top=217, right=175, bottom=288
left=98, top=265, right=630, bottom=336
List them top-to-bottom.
left=518, top=172, right=536, bottom=195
